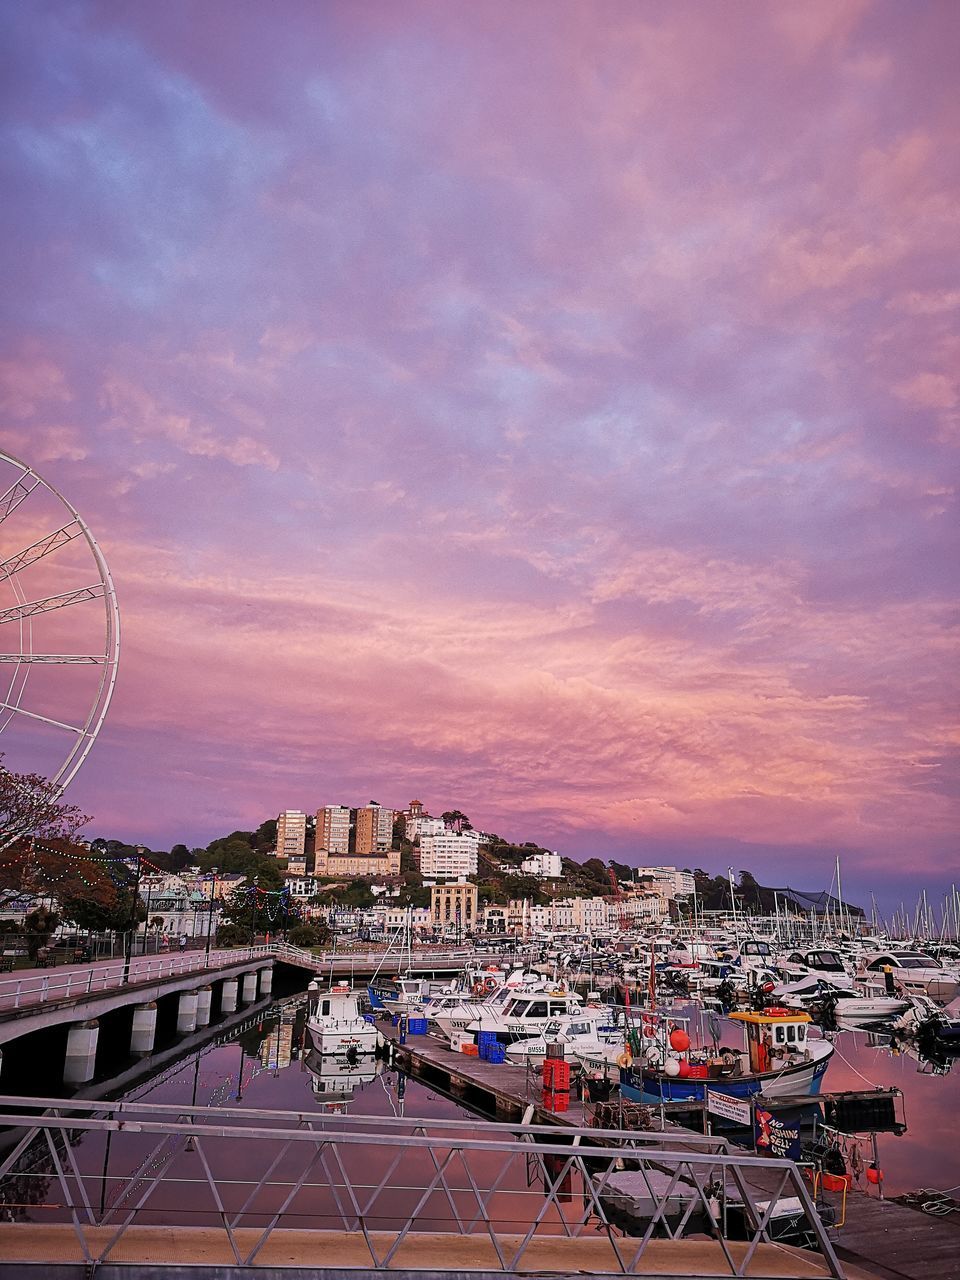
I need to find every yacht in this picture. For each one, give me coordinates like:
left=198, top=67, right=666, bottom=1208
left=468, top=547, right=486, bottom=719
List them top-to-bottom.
left=858, top=950, right=959, bottom=1004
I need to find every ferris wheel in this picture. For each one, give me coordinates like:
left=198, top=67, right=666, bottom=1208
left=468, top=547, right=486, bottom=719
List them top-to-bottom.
left=0, top=449, right=120, bottom=797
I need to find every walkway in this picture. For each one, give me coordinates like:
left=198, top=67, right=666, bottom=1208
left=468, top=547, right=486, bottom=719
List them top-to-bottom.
left=0, top=946, right=268, bottom=1012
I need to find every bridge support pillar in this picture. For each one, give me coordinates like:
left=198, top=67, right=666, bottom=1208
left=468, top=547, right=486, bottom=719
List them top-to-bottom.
left=259, top=965, right=273, bottom=996
left=241, top=971, right=258, bottom=1004
left=221, top=978, right=238, bottom=1013
left=195, top=986, right=213, bottom=1028
left=177, top=990, right=199, bottom=1035
left=130, top=1002, right=157, bottom=1055
left=64, top=1020, right=99, bottom=1084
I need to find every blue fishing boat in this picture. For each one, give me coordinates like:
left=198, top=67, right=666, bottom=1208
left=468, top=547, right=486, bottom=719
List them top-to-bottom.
left=619, top=1008, right=833, bottom=1104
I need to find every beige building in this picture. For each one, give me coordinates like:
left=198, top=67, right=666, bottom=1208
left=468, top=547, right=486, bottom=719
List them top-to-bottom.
left=355, top=803, right=394, bottom=854
left=316, top=805, right=351, bottom=853
left=275, top=810, right=307, bottom=862
left=316, top=850, right=401, bottom=877
left=431, top=881, right=478, bottom=933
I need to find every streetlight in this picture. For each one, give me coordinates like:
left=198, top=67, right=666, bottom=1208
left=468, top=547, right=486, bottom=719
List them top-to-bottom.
left=121, top=854, right=142, bottom=986
left=205, top=866, right=218, bottom=964
left=249, top=874, right=259, bottom=945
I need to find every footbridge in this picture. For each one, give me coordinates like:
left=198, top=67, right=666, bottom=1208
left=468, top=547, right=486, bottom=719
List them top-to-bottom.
left=0, top=941, right=509, bottom=1086
left=0, top=946, right=274, bottom=1085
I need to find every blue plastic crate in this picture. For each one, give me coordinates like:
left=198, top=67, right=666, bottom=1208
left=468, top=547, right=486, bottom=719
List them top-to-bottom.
left=477, top=1030, right=499, bottom=1045
left=486, top=1044, right=506, bottom=1064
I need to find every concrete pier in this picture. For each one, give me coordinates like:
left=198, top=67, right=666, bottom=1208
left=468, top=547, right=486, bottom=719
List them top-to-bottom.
left=241, top=972, right=258, bottom=1004
left=220, top=977, right=239, bottom=1013
left=195, top=986, right=213, bottom=1028
left=176, top=991, right=199, bottom=1036
left=130, top=1002, right=157, bottom=1056
left=64, top=1020, right=99, bottom=1084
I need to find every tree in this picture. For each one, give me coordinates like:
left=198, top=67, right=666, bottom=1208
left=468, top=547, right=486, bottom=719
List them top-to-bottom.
left=0, top=756, right=90, bottom=853
left=441, top=810, right=473, bottom=831
left=253, top=819, right=277, bottom=851
left=169, top=843, right=191, bottom=869
left=23, top=905, right=59, bottom=958
left=288, top=922, right=330, bottom=948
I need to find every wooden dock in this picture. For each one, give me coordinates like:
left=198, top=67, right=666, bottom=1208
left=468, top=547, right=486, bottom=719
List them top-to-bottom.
left=381, top=1025, right=960, bottom=1280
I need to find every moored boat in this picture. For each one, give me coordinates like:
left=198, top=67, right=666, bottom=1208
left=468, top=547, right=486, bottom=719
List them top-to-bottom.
left=619, top=1008, right=833, bottom=1104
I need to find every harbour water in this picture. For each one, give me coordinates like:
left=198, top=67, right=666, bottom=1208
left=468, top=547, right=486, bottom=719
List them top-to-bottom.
left=101, top=994, right=960, bottom=1201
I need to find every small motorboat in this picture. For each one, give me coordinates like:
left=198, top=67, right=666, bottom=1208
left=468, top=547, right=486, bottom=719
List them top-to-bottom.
left=306, top=980, right=380, bottom=1058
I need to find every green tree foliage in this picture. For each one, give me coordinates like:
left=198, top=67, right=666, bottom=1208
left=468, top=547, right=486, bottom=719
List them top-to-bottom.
left=441, top=810, right=473, bottom=831
left=254, top=819, right=277, bottom=851
left=197, top=836, right=282, bottom=890
left=311, top=879, right=376, bottom=909
left=288, top=921, right=330, bottom=948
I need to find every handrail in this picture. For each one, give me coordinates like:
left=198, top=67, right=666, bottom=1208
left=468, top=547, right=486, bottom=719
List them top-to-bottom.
left=0, top=946, right=268, bottom=1011
left=0, top=1100, right=845, bottom=1277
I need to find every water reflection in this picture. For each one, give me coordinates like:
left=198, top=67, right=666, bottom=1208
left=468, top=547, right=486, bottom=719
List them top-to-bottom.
left=303, top=1047, right=381, bottom=1107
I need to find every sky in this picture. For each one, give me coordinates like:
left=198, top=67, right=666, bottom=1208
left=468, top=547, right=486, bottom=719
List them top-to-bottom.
left=1, top=0, right=958, bottom=915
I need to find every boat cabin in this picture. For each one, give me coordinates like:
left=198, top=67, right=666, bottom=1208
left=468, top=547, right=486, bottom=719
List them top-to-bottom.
left=784, top=949, right=847, bottom=974
left=314, top=983, right=363, bottom=1022
left=730, top=1009, right=811, bottom=1074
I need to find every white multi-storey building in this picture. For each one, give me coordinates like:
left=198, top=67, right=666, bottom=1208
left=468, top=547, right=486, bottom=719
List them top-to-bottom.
left=408, top=814, right=446, bottom=842
left=419, top=829, right=480, bottom=879
left=634, top=866, right=694, bottom=900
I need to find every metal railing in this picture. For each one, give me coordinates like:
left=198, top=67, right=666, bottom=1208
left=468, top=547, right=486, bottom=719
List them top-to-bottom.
left=0, top=946, right=268, bottom=1011
left=0, top=1096, right=844, bottom=1276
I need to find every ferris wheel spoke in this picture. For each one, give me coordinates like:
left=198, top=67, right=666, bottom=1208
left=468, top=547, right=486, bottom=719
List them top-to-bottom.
left=0, top=469, right=42, bottom=525
left=0, top=521, right=84, bottom=583
left=0, top=583, right=106, bottom=627
left=0, top=654, right=108, bottom=664
left=0, top=700, right=86, bottom=735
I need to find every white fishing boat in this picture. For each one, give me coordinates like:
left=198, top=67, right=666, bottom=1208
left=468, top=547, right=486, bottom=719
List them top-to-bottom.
left=306, top=980, right=380, bottom=1058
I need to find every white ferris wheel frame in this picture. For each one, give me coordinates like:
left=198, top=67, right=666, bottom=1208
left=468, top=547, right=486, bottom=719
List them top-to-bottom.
left=0, top=448, right=121, bottom=794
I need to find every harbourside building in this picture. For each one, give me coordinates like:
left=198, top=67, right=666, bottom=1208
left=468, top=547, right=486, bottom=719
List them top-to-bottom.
left=430, top=881, right=477, bottom=935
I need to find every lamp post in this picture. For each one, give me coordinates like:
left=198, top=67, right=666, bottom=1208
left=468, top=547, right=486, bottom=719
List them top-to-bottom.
left=122, top=854, right=142, bottom=986
left=205, top=866, right=218, bottom=964
left=249, top=874, right=259, bottom=944
left=141, top=879, right=153, bottom=955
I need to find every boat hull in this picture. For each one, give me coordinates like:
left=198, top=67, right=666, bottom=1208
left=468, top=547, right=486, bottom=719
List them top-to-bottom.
left=307, top=1021, right=380, bottom=1058
left=620, top=1049, right=832, bottom=1104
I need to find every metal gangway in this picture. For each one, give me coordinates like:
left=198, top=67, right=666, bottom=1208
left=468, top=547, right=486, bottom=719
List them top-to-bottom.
left=0, top=1095, right=844, bottom=1277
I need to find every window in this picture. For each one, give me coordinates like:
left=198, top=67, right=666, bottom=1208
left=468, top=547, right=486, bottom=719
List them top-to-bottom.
left=321, top=1000, right=330, bottom=1016
left=525, top=1002, right=548, bottom=1018
left=549, top=1002, right=568, bottom=1016
left=786, top=1025, right=796, bottom=1043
